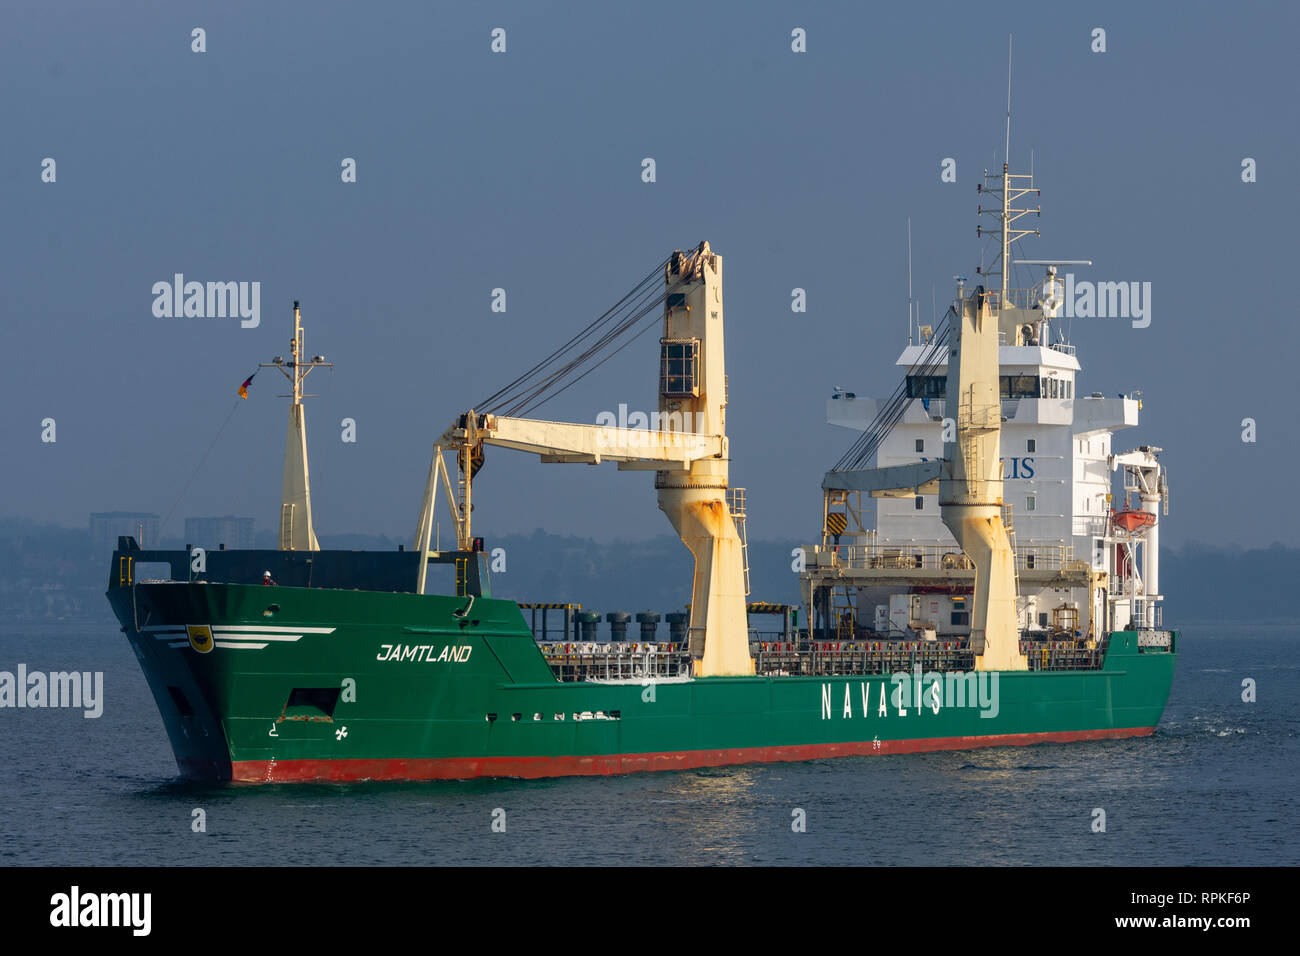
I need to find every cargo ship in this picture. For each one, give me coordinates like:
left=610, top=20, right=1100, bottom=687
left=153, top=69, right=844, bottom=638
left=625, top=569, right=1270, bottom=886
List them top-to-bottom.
left=107, top=149, right=1176, bottom=783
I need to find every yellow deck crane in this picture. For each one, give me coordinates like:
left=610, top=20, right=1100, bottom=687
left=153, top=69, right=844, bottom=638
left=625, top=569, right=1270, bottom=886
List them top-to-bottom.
left=414, top=242, right=755, bottom=677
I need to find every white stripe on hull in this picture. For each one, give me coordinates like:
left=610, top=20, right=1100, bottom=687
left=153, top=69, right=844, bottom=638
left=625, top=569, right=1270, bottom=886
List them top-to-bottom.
left=146, top=623, right=335, bottom=652
left=212, top=625, right=336, bottom=634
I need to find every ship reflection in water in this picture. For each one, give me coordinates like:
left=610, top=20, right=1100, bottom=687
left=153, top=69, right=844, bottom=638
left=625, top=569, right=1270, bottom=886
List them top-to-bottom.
left=653, top=767, right=763, bottom=865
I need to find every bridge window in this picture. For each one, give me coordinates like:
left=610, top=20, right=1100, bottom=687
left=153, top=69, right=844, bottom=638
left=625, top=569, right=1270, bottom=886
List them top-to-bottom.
left=660, top=339, right=699, bottom=398
left=906, top=375, right=946, bottom=399
left=1000, top=375, right=1040, bottom=398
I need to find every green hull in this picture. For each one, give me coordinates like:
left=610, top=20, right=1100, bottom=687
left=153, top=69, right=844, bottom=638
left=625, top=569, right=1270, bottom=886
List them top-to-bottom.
left=109, top=582, right=1177, bottom=782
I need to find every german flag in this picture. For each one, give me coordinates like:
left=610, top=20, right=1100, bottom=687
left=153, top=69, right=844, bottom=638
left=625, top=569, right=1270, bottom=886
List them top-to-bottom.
left=237, top=372, right=256, bottom=399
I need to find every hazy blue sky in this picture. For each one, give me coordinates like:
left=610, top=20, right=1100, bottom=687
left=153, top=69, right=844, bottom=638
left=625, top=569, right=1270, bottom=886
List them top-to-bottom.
left=4, top=1, right=1297, bottom=549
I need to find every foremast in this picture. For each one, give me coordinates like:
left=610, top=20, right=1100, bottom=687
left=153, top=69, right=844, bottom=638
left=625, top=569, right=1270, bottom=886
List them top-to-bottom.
left=261, top=301, right=332, bottom=551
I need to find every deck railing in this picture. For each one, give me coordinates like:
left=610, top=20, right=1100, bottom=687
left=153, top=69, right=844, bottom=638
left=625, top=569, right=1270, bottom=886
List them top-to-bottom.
left=823, top=541, right=1076, bottom=573
left=538, top=636, right=1108, bottom=682
left=538, top=642, right=689, bottom=682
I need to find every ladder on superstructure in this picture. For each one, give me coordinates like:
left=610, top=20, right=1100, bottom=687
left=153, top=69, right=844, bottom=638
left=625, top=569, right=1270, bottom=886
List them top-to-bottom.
left=727, top=487, right=751, bottom=596
left=1001, top=501, right=1022, bottom=617
left=279, top=504, right=294, bottom=551
left=831, top=587, right=857, bottom=640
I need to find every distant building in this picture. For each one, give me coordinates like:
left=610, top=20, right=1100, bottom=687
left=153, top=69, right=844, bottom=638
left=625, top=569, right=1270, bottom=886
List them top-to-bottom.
left=90, top=512, right=159, bottom=552
left=184, top=515, right=255, bottom=551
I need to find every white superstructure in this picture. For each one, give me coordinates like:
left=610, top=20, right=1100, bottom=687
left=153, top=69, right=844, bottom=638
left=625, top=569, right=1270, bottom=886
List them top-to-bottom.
left=806, top=148, right=1168, bottom=645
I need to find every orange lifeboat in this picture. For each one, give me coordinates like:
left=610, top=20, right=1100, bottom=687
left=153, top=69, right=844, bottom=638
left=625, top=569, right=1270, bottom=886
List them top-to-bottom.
left=1112, top=509, right=1156, bottom=533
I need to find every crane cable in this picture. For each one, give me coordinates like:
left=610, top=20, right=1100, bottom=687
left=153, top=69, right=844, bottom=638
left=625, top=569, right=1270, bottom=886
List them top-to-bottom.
left=476, top=256, right=676, bottom=416
left=500, top=277, right=678, bottom=418
left=514, top=283, right=680, bottom=419
left=832, top=308, right=954, bottom=473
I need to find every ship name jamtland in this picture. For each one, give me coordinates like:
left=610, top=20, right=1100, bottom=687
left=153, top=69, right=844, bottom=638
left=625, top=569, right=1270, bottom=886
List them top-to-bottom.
left=376, top=643, right=473, bottom=663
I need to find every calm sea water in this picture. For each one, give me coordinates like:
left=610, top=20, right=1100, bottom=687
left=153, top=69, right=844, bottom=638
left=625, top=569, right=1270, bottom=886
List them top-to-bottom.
left=0, top=622, right=1295, bottom=866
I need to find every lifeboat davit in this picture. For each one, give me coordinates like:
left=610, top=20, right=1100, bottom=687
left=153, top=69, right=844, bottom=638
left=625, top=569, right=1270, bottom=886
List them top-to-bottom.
left=1112, top=509, right=1156, bottom=533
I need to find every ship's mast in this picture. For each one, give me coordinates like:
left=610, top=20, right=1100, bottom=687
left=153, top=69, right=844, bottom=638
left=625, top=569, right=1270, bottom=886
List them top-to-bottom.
left=977, top=35, right=1040, bottom=309
left=1004, top=35, right=1012, bottom=218
left=907, top=218, right=914, bottom=345
left=261, top=301, right=333, bottom=550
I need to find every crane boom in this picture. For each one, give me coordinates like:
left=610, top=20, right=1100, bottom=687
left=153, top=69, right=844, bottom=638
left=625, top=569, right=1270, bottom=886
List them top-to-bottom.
left=427, top=242, right=754, bottom=677
left=440, top=414, right=724, bottom=467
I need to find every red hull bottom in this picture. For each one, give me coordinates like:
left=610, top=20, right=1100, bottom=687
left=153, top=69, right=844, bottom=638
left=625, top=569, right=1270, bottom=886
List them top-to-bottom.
left=214, top=726, right=1155, bottom=784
